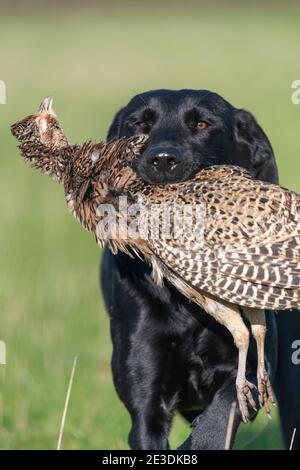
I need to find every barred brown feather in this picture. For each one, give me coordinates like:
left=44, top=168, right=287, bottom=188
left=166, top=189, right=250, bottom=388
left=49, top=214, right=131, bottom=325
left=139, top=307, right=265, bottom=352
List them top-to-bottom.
left=14, top=97, right=293, bottom=420
left=11, top=102, right=300, bottom=312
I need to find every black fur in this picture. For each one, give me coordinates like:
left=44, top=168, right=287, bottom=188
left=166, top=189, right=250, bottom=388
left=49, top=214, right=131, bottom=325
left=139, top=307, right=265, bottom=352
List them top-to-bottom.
left=100, top=89, right=300, bottom=450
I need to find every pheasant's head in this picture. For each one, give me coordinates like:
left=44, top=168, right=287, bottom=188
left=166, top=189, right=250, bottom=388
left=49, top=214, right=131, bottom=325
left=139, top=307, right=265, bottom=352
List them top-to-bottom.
left=11, top=96, right=68, bottom=149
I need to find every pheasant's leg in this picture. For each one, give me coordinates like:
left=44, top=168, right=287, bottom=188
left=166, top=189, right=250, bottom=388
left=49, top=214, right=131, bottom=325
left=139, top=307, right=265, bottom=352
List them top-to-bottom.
left=203, top=299, right=256, bottom=422
left=243, top=308, right=276, bottom=416
left=235, top=331, right=257, bottom=423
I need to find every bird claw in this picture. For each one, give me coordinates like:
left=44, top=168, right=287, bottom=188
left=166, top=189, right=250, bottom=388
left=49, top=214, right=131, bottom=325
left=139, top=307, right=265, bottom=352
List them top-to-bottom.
left=257, top=371, right=276, bottom=418
left=236, top=380, right=257, bottom=423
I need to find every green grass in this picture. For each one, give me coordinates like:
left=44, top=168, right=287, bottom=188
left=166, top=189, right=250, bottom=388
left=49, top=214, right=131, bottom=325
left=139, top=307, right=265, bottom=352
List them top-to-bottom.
left=1, top=2, right=299, bottom=449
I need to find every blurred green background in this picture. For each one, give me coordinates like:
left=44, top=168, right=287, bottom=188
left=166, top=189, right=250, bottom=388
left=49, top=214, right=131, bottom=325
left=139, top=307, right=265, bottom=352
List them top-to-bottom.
left=1, top=0, right=300, bottom=450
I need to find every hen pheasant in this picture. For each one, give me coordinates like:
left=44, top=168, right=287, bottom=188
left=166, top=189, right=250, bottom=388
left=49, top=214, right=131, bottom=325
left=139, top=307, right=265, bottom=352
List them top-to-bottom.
left=12, top=97, right=300, bottom=422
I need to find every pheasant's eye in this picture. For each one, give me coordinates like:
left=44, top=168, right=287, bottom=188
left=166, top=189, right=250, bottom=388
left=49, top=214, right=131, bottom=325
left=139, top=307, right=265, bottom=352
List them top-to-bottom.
left=197, top=121, right=209, bottom=130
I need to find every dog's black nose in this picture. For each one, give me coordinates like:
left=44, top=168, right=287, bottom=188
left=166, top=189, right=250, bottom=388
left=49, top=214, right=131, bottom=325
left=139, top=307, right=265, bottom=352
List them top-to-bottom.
left=136, top=145, right=191, bottom=184
left=147, top=149, right=182, bottom=174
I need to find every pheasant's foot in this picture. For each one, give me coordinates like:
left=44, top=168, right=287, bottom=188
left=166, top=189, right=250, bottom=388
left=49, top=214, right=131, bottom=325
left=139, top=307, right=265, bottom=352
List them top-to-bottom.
left=257, top=369, right=276, bottom=418
left=236, top=380, right=257, bottom=423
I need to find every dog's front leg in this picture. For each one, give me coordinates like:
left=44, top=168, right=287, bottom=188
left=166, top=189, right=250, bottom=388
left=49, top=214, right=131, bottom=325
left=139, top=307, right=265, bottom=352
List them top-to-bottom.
left=119, top=332, right=179, bottom=450
left=178, top=375, right=257, bottom=450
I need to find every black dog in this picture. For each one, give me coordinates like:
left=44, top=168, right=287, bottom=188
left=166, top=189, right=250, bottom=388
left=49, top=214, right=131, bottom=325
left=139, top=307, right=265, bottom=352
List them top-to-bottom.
left=101, top=89, right=300, bottom=450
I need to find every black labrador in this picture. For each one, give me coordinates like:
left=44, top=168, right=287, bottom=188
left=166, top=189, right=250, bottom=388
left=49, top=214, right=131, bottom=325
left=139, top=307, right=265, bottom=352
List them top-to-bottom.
left=100, top=89, right=300, bottom=450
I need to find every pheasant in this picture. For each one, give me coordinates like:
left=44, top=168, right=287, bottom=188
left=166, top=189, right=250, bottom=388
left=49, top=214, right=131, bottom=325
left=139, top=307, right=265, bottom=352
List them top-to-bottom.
left=12, top=97, right=300, bottom=422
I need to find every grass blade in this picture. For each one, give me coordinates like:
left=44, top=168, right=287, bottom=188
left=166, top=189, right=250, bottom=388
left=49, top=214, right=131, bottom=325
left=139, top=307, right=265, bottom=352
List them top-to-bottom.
left=57, top=356, right=78, bottom=450
left=225, top=401, right=237, bottom=450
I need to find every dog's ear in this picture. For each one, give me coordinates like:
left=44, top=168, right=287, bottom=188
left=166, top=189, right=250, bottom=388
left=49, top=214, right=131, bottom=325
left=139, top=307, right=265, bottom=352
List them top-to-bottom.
left=107, top=107, right=125, bottom=141
left=234, top=109, right=279, bottom=184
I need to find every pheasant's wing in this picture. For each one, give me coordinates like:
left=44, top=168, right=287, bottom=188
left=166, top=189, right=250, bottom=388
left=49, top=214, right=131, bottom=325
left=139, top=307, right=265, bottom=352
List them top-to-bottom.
left=193, top=173, right=299, bottom=245
left=147, top=176, right=300, bottom=310
left=150, top=236, right=300, bottom=310
left=219, top=237, right=300, bottom=288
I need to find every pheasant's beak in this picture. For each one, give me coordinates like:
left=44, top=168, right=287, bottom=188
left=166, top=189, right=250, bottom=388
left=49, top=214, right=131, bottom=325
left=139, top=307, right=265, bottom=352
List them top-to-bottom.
left=36, top=96, right=57, bottom=135
left=38, top=96, right=56, bottom=116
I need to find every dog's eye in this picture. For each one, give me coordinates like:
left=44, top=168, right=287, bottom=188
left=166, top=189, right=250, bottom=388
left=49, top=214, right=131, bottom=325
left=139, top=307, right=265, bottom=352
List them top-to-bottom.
left=133, top=109, right=157, bottom=131
left=134, top=120, right=153, bottom=132
left=197, top=121, right=209, bottom=130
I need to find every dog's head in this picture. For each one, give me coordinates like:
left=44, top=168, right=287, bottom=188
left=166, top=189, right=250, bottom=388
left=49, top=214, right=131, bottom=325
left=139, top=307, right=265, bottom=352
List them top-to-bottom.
left=107, top=89, right=278, bottom=185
